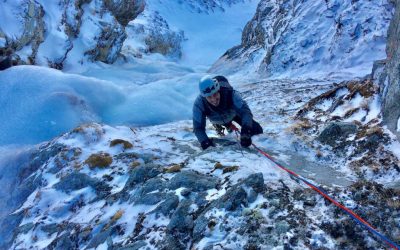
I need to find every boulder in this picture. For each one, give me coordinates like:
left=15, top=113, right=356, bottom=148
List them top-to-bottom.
left=104, top=0, right=145, bottom=26
left=85, top=22, right=127, bottom=63
left=317, top=122, right=357, bottom=147
left=125, top=164, right=162, bottom=188
left=167, top=171, right=218, bottom=192
left=53, top=172, right=111, bottom=197
left=54, top=172, right=95, bottom=192
left=244, top=173, right=265, bottom=193
left=137, top=177, right=166, bottom=195
left=216, top=186, right=248, bottom=211
left=131, top=192, right=167, bottom=205
left=152, top=193, right=180, bottom=216
left=167, top=200, right=194, bottom=233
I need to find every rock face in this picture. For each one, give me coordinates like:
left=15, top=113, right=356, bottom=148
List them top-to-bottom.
left=0, top=0, right=144, bottom=68
left=104, top=0, right=145, bottom=26
left=210, top=0, right=393, bottom=77
left=379, top=0, right=400, bottom=138
left=0, top=1, right=45, bottom=66
left=123, top=11, right=185, bottom=59
left=295, top=79, right=398, bottom=178
left=1, top=122, right=398, bottom=249
left=0, top=143, right=67, bottom=249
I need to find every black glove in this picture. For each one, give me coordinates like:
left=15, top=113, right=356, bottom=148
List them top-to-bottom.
left=240, top=126, right=252, bottom=148
left=240, top=135, right=252, bottom=147
left=201, top=139, right=215, bottom=150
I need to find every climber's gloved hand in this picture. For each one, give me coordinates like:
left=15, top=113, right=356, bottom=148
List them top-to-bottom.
left=240, top=126, right=252, bottom=148
left=201, top=139, right=215, bottom=150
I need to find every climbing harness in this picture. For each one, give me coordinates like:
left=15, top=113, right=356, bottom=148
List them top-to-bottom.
left=213, top=124, right=226, bottom=136
left=230, top=125, right=399, bottom=250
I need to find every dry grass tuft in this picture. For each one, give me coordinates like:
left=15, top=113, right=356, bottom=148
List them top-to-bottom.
left=288, top=120, right=313, bottom=135
left=110, top=139, right=133, bottom=149
left=84, top=152, right=113, bottom=168
left=130, top=161, right=141, bottom=168
left=214, top=162, right=224, bottom=169
left=164, top=164, right=182, bottom=173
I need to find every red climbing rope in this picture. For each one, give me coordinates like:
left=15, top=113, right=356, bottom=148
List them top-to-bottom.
left=230, top=125, right=399, bottom=249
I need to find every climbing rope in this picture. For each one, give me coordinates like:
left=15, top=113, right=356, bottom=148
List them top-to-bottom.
left=230, top=125, right=399, bottom=249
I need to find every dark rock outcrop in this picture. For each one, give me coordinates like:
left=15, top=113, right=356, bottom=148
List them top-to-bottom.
left=104, top=0, right=145, bottom=26
left=380, top=0, right=400, bottom=138
left=0, top=55, right=14, bottom=70
left=317, top=122, right=357, bottom=147
left=125, top=164, right=162, bottom=187
left=53, top=171, right=111, bottom=197
left=167, top=171, right=219, bottom=192
left=193, top=173, right=265, bottom=241
left=152, top=194, right=180, bottom=216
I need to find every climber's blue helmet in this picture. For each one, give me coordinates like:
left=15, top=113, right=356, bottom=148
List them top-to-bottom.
left=199, top=75, right=220, bottom=97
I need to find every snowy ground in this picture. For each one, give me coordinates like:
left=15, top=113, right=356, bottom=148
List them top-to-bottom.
left=239, top=78, right=355, bottom=186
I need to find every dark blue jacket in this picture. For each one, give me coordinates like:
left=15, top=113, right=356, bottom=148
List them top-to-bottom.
left=192, top=85, right=254, bottom=144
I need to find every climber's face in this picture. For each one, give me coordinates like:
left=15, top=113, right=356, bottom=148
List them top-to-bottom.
left=206, top=91, right=220, bottom=106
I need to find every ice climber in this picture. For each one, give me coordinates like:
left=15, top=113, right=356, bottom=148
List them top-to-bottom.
left=193, top=75, right=263, bottom=150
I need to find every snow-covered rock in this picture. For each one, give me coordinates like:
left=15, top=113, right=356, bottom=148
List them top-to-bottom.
left=0, top=0, right=144, bottom=69
left=0, top=0, right=45, bottom=65
left=104, top=0, right=145, bottom=26
left=122, top=0, right=258, bottom=65
left=210, top=0, right=394, bottom=79
left=377, top=0, right=400, bottom=138
left=123, top=10, right=185, bottom=59
left=295, top=78, right=400, bottom=183
left=1, top=122, right=398, bottom=249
